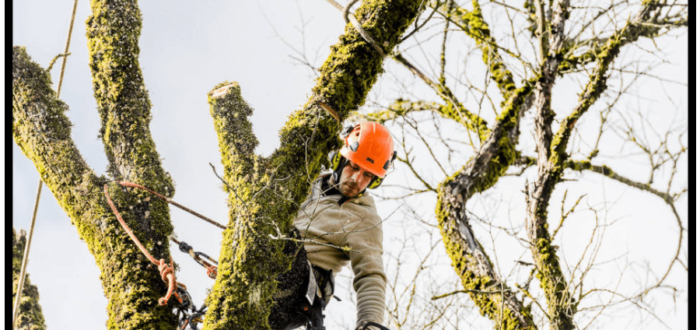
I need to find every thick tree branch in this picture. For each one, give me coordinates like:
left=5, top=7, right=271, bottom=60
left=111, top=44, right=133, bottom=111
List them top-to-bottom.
left=86, top=0, right=174, bottom=194
left=202, top=1, right=425, bottom=328
left=524, top=3, right=677, bottom=330
left=13, top=47, right=177, bottom=329
left=436, top=82, right=536, bottom=329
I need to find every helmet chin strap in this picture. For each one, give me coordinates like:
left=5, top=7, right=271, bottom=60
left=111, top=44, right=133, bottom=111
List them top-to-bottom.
left=331, top=157, right=348, bottom=186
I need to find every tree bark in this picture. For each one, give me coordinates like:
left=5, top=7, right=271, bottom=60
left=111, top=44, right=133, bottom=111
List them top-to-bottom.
left=201, top=1, right=425, bottom=329
left=524, top=2, right=670, bottom=330
left=14, top=9, right=177, bottom=326
left=436, top=83, right=536, bottom=330
left=12, top=228, right=47, bottom=330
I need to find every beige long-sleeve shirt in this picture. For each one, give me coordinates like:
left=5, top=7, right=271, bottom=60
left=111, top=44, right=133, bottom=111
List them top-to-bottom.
left=294, top=174, right=387, bottom=328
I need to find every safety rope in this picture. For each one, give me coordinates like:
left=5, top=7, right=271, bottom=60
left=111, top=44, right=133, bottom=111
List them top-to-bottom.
left=317, top=0, right=388, bottom=121
left=324, top=0, right=387, bottom=57
left=13, top=1, right=79, bottom=328
left=118, top=181, right=227, bottom=230
left=103, top=184, right=182, bottom=306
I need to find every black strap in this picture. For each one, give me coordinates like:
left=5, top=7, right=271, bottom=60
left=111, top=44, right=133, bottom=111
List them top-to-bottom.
left=312, top=266, right=335, bottom=305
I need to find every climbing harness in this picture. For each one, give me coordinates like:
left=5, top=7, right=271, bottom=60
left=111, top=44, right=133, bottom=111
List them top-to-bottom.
left=13, top=1, right=80, bottom=328
left=174, top=282, right=208, bottom=330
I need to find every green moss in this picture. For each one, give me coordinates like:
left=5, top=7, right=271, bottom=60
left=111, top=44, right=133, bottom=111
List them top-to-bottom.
left=86, top=0, right=174, bottom=195
left=442, top=1, right=517, bottom=101
left=549, top=25, right=627, bottom=172
left=14, top=46, right=177, bottom=329
left=435, top=190, right=535, bottom=330
left=12, top=229, right=47, bottom=330
left=532, top=234, right=575, bottom=330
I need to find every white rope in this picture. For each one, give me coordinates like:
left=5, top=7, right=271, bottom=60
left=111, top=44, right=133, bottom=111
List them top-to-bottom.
left=324, top=0, right=387, bottom=57
left=13, top=1, right=79, bottom=328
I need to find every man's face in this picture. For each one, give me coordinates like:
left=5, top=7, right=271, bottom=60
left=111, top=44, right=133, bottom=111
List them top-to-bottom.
left=336, top=160, right=376, bottom=198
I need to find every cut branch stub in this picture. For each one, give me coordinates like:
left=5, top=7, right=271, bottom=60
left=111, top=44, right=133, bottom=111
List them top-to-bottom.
left=13, top=46, right=178, bottom=329
left=208, top=81, right=261, bottom=200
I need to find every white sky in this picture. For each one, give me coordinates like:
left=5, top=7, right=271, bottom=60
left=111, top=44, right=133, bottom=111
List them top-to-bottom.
left=7, top=1, right=693, bottom=329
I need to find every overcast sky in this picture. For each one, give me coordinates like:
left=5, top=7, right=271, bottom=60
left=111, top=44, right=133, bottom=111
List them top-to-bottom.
left=9, top=1, right=691, bottom=329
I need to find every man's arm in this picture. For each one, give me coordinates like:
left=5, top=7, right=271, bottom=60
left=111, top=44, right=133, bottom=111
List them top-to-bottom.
left=346, top=211, right=387, bottom=329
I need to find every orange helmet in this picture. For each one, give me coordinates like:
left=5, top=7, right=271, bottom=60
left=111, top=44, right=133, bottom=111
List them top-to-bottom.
left=339, top=122, right=395, bottom=178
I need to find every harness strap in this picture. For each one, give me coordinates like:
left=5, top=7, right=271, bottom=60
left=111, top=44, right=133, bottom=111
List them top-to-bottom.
left=311, top=266, right=335, bottom=306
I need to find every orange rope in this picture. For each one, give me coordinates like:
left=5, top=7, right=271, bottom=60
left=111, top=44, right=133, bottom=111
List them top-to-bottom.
left=103, top=184, right=182, bottom=306
left=206, top=265, right=218, bottom=279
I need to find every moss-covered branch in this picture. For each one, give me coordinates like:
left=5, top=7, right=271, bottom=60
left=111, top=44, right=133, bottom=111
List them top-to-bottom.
left=86, top=0, right=174, bottom=194
left=433, top=0, right=518, bottom=101
left=202, top=1, right=425, bottom=328
left=523, top=3, right=673, bottom=330
left=558, top=13, right=688, bottom=74
left=13, top=46, right=178, bottom=330
left=392, top=54, right=490, bottom=140
left=436, top=82, right=536, bottom=329
left=355, top=99, right=488, bottom=138
left=565, top=160, right=674, bottom=203
left=13, top=229, right=47, bottom=330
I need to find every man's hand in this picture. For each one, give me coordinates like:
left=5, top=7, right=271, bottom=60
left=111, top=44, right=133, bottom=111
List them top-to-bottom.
left=357, top=321, right=391, bottom=330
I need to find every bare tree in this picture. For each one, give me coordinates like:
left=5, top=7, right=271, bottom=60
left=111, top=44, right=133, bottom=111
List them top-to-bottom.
left=13, top=0, right=687, bottom=330
left=348, top=0, right=687, bottom=329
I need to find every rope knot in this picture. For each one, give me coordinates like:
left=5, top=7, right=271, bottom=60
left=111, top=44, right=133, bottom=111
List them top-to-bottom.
left=156, top=257, right=181, bottom=306
left=157, top=258, right=174, bottom=282
left=206, top=266, right=218, bottom=279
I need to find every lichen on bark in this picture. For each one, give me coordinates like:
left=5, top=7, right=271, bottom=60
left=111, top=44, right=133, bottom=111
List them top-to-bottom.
left=86, top=0, right=174, bottom=193
left=522, top=3, right=674, bottom=330
left=13, top=44, right=177, bottom=329
left=434, top=83, right=537, bottom=329
left=12, top=229, right=47, bottom=330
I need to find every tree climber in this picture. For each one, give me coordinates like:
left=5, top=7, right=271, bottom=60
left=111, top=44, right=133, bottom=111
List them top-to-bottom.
left=269, top=121, right=396, bottom=330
